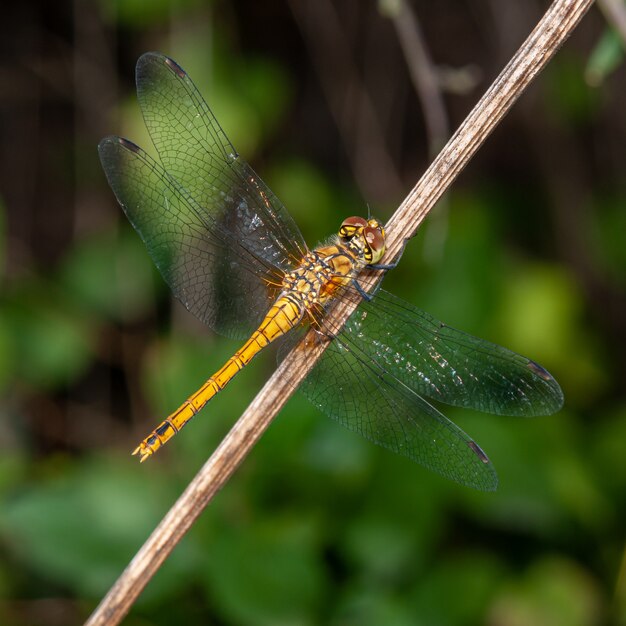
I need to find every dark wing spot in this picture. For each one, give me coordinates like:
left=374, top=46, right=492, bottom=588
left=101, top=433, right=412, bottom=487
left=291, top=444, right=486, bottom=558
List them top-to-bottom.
left=164, top=56, right=187, bottom=78
left=118, top=137, right=141, bottom=153
left=527, top=359, right=553, bottom=381
left=467, top=440, right=490, bottom=464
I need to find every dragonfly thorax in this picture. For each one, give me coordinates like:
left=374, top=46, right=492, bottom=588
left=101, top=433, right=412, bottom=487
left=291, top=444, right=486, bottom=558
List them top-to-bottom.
left=280, top=217, right=386, bottom=314
left=281, top=250, right=347, bottom=310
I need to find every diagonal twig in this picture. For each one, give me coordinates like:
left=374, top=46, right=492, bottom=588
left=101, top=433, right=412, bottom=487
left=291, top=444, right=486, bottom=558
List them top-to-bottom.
left=85, top=1, right=594, bottom=624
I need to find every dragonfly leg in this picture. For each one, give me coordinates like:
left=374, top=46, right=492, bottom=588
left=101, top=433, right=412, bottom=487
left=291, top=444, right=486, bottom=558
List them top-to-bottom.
left=368, top=237, right=410, bottom=271
left=352, top=271, right=391, bottom=300
left=352, top=278, right=374, bottom=302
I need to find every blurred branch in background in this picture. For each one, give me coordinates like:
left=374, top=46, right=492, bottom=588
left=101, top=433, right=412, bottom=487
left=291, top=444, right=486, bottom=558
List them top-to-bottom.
left=287, top=0, right=405, bottom=203
left=381, top=0, right=453, bottom=262
left=381, top=0, right=450, bottom=156
left=586, top=0, right=626, bottom=84
left=597, top=0, right=626, bottom=43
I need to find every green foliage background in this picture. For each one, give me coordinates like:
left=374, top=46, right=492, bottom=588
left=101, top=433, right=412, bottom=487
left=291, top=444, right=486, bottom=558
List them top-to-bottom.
left=0, top=1, right=624, bottom=624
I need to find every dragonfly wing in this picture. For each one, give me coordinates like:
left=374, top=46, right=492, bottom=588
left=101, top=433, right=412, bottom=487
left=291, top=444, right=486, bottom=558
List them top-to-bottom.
left=135, top=52, right=308, bottom=273
left=98, top=136, right=279, bottom=339
left=322, top=289, right=564, bottom=417
left=282, top=330, right=498, bottom=491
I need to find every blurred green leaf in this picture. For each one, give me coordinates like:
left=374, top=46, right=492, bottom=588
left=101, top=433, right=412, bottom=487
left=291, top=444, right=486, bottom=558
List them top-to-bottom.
left=99, top=0, right=199, bottom=27
left=585, top=28, right=625, bottom=87
left=169, top=33, right=292, bottom=160
left=545, top=55, right=600, bottom=125
left=234, top=57, right=292, bottom=135
left=202, top=87, right=264, bottom=160
left=268, top=159, right=351, bottom=238
left=591, top=193, right=626, bottom=286
left=0, top=195, right=5, bottom=278
left=406, top=195, right=500, bottom=333
left=60, top=227, right=158, bottom=323
left=494, top=263, right=606, bottom=408
left=496, top=265, right=574, bottom=359
left=4, top=282, right=94, bottom=390
left=0, top=308, right=14, bottom=393
left=142, top=332, right=232, bottom=416
left=592, top=406, right=626, bottom=495
left=460, top=408, right=606, bottom=535
left=298, top=412, right=373, bottom=476
left=0, top=453, right=28, bottom=497
left=0, top=457, right=193, bottom=601
left=337, top=457, right=448, bottom=579
left=342, top=514, right=425, bottom=581
left=200, top=515, right=326, bottom=626
left=410, top=552, right=505, bottom=626
left=489, top=556, right=603, bottom=626
left=332, top=588, right=414, bottom=626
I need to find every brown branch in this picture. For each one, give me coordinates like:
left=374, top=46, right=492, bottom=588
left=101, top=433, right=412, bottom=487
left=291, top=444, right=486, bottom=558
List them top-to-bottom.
left=84, top=1, right=594, bottom=624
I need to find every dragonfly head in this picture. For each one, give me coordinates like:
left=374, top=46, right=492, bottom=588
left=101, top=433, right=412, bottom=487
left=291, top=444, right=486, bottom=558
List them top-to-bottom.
left=339, top=216, right=386, bottom=264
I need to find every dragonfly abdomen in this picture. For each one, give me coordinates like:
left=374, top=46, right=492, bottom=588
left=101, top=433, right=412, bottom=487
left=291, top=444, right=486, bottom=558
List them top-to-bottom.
left=132, top=294, right=305, bottom=461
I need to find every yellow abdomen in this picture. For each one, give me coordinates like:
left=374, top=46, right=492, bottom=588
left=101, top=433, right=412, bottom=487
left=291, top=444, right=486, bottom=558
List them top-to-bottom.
left=132, top=294, right=304, bottom=461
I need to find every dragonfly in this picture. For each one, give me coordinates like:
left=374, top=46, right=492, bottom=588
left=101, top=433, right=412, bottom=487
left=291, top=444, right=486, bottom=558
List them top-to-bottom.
left=98, top=52, right=563, bottom=491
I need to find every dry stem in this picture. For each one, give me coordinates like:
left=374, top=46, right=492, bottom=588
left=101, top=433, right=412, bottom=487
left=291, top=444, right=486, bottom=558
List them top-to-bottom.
left=85, top=1, right=594, bottom=624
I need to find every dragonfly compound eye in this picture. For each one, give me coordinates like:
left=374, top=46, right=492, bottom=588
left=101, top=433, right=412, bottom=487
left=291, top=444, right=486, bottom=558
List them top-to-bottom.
left=339, top=216, right=368, bottom=240
left=363, top=226, right=386, bottom=263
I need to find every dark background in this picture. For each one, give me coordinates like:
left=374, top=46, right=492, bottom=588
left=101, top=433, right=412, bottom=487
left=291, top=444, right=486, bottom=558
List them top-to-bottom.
left=0, top=1, right=624, bottom=624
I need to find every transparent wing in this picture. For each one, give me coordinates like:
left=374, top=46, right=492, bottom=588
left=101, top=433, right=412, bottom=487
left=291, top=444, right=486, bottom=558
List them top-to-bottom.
left=135, top=52, right=308, bottom=273
left=98, top=136, right=282, bottom=339
left=279, top=284, right=562, bottom=489
left=323, top=289, right=564, bottom=416
left=282, top=328, right=498, bottom=491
